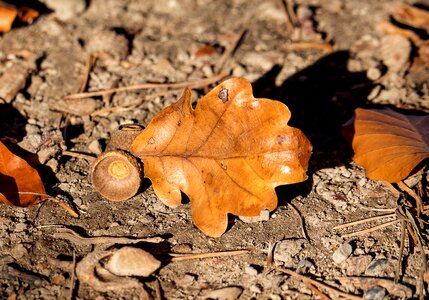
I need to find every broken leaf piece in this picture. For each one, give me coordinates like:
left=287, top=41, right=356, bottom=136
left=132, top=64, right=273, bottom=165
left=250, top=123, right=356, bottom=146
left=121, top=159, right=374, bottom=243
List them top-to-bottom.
left=0, top=2, right=39, bottom=33
left=131, top=77, right=312, bottom=237
left=343, top=108, right=429, bottom=183
left=0, top=140, right=47, bottom=206
left=103, top=247, right=161, bottom=277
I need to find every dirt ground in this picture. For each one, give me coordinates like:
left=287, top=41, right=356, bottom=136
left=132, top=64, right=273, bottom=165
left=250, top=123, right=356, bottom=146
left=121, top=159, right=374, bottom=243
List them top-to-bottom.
left=0, top=0, right=428, bottom=299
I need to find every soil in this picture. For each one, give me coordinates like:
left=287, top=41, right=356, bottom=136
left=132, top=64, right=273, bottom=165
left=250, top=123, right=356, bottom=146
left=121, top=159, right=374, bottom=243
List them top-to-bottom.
left=0, top=0, right=428, bottom=299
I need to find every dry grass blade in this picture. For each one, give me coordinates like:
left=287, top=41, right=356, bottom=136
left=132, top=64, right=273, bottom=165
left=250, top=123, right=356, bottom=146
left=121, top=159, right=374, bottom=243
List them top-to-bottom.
left=64, top=71, right=229, bottom=100
left=288, top=203, right=309, bottom=240
left=333, top=213, right=396, bottom=230
left=341, top=219, right=400, bottom=238
left=49, top=227, right=163, bottom=245
left=169, top=248, right=252, bottom=262
left=276, top=267, right=361, bottom=300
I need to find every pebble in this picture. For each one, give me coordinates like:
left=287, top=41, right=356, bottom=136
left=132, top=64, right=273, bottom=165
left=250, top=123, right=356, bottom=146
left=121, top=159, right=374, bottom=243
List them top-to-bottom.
left=42, top=0, right=86, bottom=21
left=380, top=34, right=411, bottom=73
left=367, top=67, right=382, bottom=81
left=88, top=140, right=102, bottom=155
left=239, top=209, right=270, bottom=223
left=274, top=239, right=306, bottom=266
left=332, top=242, right=353, bottom=264
left=345, top=255, right=373, bottom=275
left=365, top=258, right=388, bottom=275
left=296, top=259, right=315, bottom=274
left=244, top=265, right=259, bottom=276
left=175, top=273, right=196, bottom=287
left=250, top=284, right=262, bottom=294
left=202, top=286, right=243, bottom=300
left=364, top=286, right=386, bottom=300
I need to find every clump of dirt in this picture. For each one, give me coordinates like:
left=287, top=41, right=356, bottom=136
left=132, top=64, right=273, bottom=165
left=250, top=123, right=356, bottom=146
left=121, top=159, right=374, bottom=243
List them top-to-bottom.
left=0, top=0, right=427, bottom=299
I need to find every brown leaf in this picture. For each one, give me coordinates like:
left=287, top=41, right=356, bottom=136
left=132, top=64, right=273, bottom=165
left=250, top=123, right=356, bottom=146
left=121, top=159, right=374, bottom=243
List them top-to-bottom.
left=131, top=77, right=312, bottom=237
left=343, top=108, right=429, bottom=183
left=0, top=141, right=47, bottom=207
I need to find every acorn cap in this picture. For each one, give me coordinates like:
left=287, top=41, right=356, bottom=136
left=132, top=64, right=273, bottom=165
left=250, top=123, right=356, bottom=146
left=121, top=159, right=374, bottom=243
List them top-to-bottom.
left=90, top=150, right=142, bottom=201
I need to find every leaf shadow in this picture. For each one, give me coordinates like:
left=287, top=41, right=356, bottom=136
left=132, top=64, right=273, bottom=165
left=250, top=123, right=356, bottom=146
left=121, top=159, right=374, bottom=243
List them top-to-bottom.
left=252, top=50, right=375, bottom=205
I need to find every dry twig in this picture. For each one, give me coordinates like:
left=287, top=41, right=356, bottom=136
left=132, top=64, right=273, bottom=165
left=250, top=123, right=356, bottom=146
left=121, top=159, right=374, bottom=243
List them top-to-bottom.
left=64, top=71, right=229, bottom=100
left=169, top=248, right=252, bottom=262
left=277, top=267, right=361, bottom=300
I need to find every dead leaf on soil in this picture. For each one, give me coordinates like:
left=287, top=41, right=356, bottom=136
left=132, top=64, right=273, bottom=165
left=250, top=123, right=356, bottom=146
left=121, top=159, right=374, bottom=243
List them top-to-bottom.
left=0, top=2, right=39, bottom=33
left=130, top=77, right=312, bottom=237
left=343, top=108, right=429, bottom=183
left=0, top=140, right=47, bottom=207
left=0, top=141, right=78, bottom=217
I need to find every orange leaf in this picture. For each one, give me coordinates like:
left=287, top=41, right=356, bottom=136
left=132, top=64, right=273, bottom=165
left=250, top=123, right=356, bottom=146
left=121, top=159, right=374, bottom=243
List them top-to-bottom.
left=0, top=4, right=18, bottom=33
left=131, top=78, right=312, bottom=237
left=343, top=108, right=429, bottom=183
left=0, top=141, right=47, bottom=207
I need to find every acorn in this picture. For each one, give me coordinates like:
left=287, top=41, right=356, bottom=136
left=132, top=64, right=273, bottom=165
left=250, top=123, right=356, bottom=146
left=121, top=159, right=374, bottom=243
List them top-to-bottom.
left=90, top=150, right=142, bottom=201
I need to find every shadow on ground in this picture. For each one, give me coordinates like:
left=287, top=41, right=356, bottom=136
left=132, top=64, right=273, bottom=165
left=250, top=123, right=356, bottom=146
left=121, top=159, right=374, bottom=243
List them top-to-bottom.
left=252, top=51, right=374, bottom=203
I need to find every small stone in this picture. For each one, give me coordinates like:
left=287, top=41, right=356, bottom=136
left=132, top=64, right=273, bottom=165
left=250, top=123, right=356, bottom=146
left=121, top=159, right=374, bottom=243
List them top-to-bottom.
left=42, top=0, right=86, bottom=21
left=380, top=34, right=411, bottom=73
left=367, top=67, right=382, bottom=81
left=88, top=140, right=102, bottom=155
left=239, top=209, right=270, bottom=223
left=274, top=239, right=306, bottom=267
left=332, top=242, right=353, bottom=264
left=11, top=244, right=28, bottom=259
left=345, top=255, right=373, bottom=275
left=365, top=258, right=388, bottom=275
left=296, top=259, right=315, bottom=274
left=244, top=265, right=258, bottom=276
left=51, top=274, right=66, bottom=285
left=175, top=274, right=196, bottom=287
left=250, top=284, right=262, bottom=294
left=202, top=286, right=243, bottom=300
left=364, top=286, right=386, bottom=300
left=269, top=294, right=282, bottom=300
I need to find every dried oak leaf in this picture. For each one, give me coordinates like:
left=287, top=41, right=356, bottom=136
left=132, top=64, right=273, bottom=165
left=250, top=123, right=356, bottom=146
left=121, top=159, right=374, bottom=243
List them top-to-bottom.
left=131, top=77, right=312, bottom=237
left=343, top=108, right=429, bottom=183
left=0, top=140, right=47, bottom=206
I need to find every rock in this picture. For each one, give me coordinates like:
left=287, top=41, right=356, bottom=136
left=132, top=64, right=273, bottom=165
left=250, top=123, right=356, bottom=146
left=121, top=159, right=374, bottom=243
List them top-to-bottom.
left=42, top=0, right=86, bottom=21
left=380, top=34, right=411, bottom=73
left=367, top=67, right=382, bottom=81
left=88, top=140, right=102, bottom=155
left=239, top=209, right=270, bottom=223
left=273, top=239, right=306, bottom=267
left=332, top=242, right=353, bottom=264
left=345, top=255, right=373, bottom=275
left=365, top=258, right=388, bottom=276
left=296, top=259, right=315, bottom=274
left=244, top=265, right=259, bottom=276
left=175, top=274, right=196, bottom=287
left=250, top=284, right=262, bottom=294
left=201, top=286, right=243, bottom=300
left=364, top=286, right=386, bottom=300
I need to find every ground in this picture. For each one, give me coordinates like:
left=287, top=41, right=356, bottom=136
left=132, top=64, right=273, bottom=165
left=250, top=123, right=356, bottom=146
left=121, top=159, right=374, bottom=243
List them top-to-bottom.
left=0, top=0, right=428, bottom=299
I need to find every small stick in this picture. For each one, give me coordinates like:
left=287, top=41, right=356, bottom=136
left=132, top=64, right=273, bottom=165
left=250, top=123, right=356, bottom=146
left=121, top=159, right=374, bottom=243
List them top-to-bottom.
left=277, top=0, right=294, bottom=33
left=285, top=0, right=298, bottom=25
left=378, top=21, right=423, bottom=46
left=215, top=27, right=247, bottom=72
left=285, top=42, right=334, bottom=53
left=79, top=53, right=97, bottom=93
left=64, top=71, right=229, bottom=100
left=90, top=89, right=182, bottom=117
left=62, top=150, right=96, bottom=162
left=382, top=181, right=401, bottom=198
left=398, top=181, right=423, bottom=214
left=9, top=192, right=79, bottom=218
left=288, top=203, right=309, bottom=240
left=333, top=213, right=396, bottom=230
left=341, top=219, right=400, bottom=238
left=395, top=220, right=406, bottom=283
left=49, top=227, right=164, bottom=245
left=266, top=242, right=276, bottom=267
left=169, top=248, right=252, bottom=262
left=68, top=250, right=76, bottom=300
left=276, top=267, right=361, bottom=300
left=305, top=281, right=331, bottom=300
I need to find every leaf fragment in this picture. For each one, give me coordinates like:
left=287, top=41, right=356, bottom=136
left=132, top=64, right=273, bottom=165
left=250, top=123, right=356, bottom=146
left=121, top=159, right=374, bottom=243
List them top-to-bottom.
left=131, top=77, right=312, bottom=237
left=343, top=108, right=429, bottom=183
left=0, top=141, right=47, bottom=207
